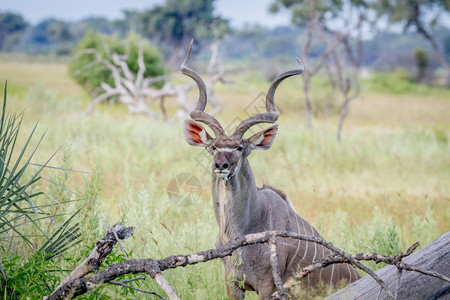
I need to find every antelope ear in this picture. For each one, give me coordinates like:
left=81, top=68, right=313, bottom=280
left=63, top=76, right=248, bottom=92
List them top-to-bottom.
left=184, top=119, right=213, bottom=147
left=247, top=124, right=278, bottom=150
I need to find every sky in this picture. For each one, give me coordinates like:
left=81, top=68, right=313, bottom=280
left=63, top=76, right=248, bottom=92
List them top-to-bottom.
left=1, top=0, right=291, bottom=28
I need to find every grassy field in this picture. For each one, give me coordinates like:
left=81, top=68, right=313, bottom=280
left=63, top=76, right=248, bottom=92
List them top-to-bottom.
left=0, top=58, right=449, bottom=299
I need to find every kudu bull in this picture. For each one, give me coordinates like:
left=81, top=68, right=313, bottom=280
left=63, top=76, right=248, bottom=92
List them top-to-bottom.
left=181, top=42, right=359, bottom=299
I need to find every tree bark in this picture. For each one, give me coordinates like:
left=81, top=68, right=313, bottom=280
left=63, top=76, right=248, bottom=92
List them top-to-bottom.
left=325, top=232, right=450, bottom=300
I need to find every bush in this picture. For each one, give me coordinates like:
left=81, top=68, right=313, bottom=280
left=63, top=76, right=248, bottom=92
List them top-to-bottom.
left=68, top=31, right=165, bottom=96
left=414, top=47, right=429, bottom=82
left=365, top=70, right=436, bottom=95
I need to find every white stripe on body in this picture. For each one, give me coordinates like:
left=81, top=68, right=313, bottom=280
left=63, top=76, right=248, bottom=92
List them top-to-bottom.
left=285, top=198, right=302, bottom=273
left=297, top=216, right=310, bottom=287
left=309, top=223, right=317, bottom=287
left=319, top=240, right=325, bottom=283
left=347, top=263, right=352, bottom=282
left=330, top=264, right=335, bottom=286
left=354, top=264, right=359, bottom=281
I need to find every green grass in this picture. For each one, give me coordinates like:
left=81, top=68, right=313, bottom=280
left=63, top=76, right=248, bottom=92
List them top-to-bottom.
left=0, top=59, right=449, bottom=299
left=365, top=69, right=450, bottom=97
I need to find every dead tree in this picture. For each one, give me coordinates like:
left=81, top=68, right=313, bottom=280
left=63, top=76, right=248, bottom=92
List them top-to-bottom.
left=299, top=1, right=363, bottom=141
left=299, top=2, right=358, bottom=130
left=319, top=26, right=361, bottom=143
left=204, top=38, right=229, bottom=116
left=158, top=39, right=229, bottom=121
left=74, top=42, right=167, bottom=118
left=74, top=43, right=225, bottom=121
left=329, top=49, right=360, bottom=143
left=145, top=81, right=196, bottom=121
left=46, top=225, right=450, bottom=300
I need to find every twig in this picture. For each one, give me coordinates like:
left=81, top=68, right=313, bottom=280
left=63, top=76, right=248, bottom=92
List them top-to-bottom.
left=135, top=43, right=146, bottom=88
left=112, top=227, right=129, bottom=260
left=269, top=236, right=286, bottom=300
left=283, top=243, right=421, bottom=298
left=350, top=259, right=394, bottom=299
left=395, top=262, right=450, bottom=283
left=153, top=273, right=180, bottom=300
left=112, top=275, right=146, bottom=284
left=109, top=279, right=166, bottom=300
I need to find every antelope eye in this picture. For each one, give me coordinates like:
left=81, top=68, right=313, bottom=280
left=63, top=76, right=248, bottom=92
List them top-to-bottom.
left=211, top=145, right=217, bottom=151
left=237, top=146, right=244, bottom=151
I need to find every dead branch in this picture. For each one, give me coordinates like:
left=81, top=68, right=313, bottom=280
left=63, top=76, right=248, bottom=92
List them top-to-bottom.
left=299, top=0, right=365, bottom=130
left=300, top=10, right=349, bottom=129
left=316, top=20, right=361, bottom=143
left=73, top=37, right=230, bottom=120
left=157, top=39, right=229, bottom=121
left=73, top=43, right=166, bottom=118
left=48, top=223, right=135, bottom=295
left=47, top=227, right=449, bottom=300
left=269, top=236, right=286, bottom=300
left=287, top=242, right=420, bottom=287
left=153, top=273, right=181, bottom=300
left=109, top=276, right=166, bottom=300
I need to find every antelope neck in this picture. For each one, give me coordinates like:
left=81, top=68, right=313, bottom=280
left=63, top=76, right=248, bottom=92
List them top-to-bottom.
left=212, top=158, right=262, bottom=243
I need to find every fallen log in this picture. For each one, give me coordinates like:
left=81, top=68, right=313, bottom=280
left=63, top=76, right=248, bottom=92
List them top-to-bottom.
left=326, top=232, right=450, bottom=300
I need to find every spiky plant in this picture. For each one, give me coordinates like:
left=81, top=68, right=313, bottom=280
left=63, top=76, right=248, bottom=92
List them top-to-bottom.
left=0, top=82, right=81, bottom=298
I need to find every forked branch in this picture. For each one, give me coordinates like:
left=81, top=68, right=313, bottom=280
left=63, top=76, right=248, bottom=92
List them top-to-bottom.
left=47, top=226, right=449, bottom=300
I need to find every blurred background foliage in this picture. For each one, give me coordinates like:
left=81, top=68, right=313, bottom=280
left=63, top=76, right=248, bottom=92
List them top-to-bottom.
left=0, top=0, right=448, bottom=74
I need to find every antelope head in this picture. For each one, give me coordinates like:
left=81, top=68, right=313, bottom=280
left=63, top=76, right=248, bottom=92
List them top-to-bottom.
left=182, top=41, right=304, bottom=181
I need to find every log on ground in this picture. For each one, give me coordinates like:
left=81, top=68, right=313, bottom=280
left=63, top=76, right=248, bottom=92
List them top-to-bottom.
left=326, top=232, right=450, bottom=300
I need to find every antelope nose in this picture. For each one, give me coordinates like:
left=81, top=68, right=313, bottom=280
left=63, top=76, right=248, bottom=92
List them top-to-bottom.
left=215, top=162, right=229, bottom=171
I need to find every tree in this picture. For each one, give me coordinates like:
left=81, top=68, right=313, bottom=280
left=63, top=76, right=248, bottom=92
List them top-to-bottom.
left=122, top=0, right=229, bottom=64
left=270, top=0, right=366, bottom=138
left=371, top=0, right=450, bottom=86
left=0, top=12, right=28, bottom=50
left=70, top=17, right=114, bottom=41
left=26, top=18, right=73, bottom=54
left=29, top=18, right=72, bottom=45
left=69, top=31, right=167, bottom=117
left=69, top=31, right=164, bottom=95
left=444, top=35, right=450, bottom=63
left=414, top=47, right=429, bottom=82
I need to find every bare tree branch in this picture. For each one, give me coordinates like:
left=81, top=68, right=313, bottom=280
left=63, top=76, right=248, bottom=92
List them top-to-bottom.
left=85, top=91, right=120, bottom=115
left=50, top=223, right=134, bottom=294
left=47, top=227, right=450, bottom=300
left=111, top=227, right=129, bottom=260
left=269, top=236, right=286, bottom=300
left=153, top=273, right=180, bottom=300
left=111, top=275, right=146, bottom=284
left=109, top=276, right=166, bottom=300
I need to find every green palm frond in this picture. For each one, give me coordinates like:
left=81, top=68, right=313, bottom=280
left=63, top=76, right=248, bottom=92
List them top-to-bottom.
left=0, top=82, right=82, bottom=279
left=0, top=83, right=47, bottom=247
left=36, top=210, right=82, bottom=260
